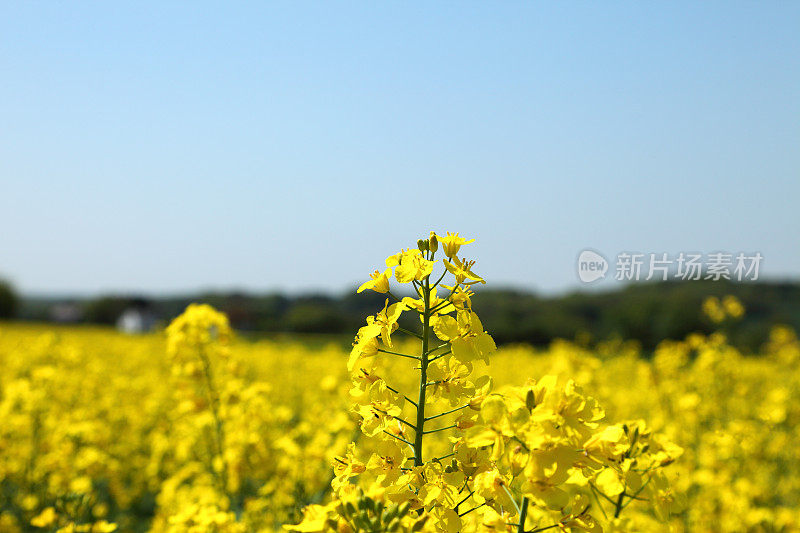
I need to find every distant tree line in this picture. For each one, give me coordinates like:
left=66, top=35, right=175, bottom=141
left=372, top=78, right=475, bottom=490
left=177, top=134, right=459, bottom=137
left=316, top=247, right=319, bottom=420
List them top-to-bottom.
left=0, top=280, right=18, bottom=319
left=12, top=280, right=800, bottom=353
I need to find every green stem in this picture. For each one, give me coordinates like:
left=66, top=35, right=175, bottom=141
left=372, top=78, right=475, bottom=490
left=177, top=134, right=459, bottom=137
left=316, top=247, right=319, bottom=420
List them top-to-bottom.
left=431, top=269, right=448, bottom=289
left=413, top=274, right=431, bottom=466
left=430, top=282, right=462, bottom=313
left=430, top=298, right=454, bottom=314
left=397, top=327, right=423, bottom=339
left=197, top=345, right=231, bottom=502
left=377, top=348, right=421, bottom=361
left=428, top=350, right=451, bottom=363
left=385, top=383, right=417, bottom=407
left=424, top=404, right=468, bottom=421
left=392, top=415, right=417, bottom=431
left=422, top=424, right=457, bottom=434
left=383, top=430, right=415, bottom=449
left=511, top=435, right=530, bottom=452
left=621, top=477, right=652, bottom=511
left=588, top=482, right=617, bottom=506
left=589, top=483, right=609, bottom=520
left=502, top=484, right=522, bottom=516
left=455, top=489, right=474, bottom=511
left=613, top=491, right=625, bottom=518
left=517, top=497, right=529, bottom=533
left=458, top=503, right=486, bottom=517
left=530, top=524, right=560, bottom=533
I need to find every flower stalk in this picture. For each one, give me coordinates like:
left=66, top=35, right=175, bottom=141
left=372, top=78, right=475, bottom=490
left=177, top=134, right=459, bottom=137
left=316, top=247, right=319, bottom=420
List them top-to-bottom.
left=413, top=262, right=432, bottom=466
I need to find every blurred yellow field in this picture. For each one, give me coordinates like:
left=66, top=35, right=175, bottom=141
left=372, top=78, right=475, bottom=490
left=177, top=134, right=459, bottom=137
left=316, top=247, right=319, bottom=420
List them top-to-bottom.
left=1, top=315, right=798, bottom=532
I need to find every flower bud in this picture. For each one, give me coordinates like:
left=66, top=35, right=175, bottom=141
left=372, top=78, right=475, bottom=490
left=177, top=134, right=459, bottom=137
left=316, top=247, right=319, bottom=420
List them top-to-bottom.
left=429, top=233, right=439, bottom=253
left=417, top=239, right=428, bottom=252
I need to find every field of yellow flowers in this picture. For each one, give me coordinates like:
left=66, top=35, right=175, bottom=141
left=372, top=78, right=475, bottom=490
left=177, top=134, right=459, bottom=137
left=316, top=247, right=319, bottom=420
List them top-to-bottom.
left=1, top=234, right=798, bottom=532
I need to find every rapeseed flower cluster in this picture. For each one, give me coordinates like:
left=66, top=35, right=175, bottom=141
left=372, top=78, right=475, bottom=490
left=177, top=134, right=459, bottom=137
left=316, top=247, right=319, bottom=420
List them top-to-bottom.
left=290, top=233, right=682, bottom=533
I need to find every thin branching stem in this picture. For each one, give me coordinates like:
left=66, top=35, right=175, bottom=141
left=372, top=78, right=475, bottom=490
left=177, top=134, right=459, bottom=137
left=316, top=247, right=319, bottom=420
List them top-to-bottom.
left=431, top=269, right=448, bottom=289
left=412, top=281, right=423, bottom=297
left=430, top=282, right=462, bottom=313
left=429, top=299, right=454, bottom=315
left=398, top=327, right=423, bottom=340
left=428, top=342, right=450, bottom=353
left=377, top=348, right=421, bottom=361
left=428, top=350, right=452, bottom=363
left=385, top=384, right=417, bottom=407
left=425, top=404, right=468, bottom=421
left=374, top=406, right=418, bottom=430
left=392, top=416, right=417, bottom=431
left=422, top=424, right=457, bottom=434
left=383, top=430, right=414, bottom=448
left=511, top=435, right=530, bottom=452
left=621, top=478, right=652, bottom=511
left=588, top=482, right=618, bottom=506
left=589, top=483, right=609, bottom=520
left=502, top=484, right=522, bottom=516
left=455, top=490, right=475, bottom=511
left=614, top=491, right=625, bottom=518
left=458, top=502, right=486, bottom=517
left=528, top=524, right=560, bottom=533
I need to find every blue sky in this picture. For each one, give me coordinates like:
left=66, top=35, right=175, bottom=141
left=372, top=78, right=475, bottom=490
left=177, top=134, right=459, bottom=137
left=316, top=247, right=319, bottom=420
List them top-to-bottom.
left=1, top=2, right=798, bottom=295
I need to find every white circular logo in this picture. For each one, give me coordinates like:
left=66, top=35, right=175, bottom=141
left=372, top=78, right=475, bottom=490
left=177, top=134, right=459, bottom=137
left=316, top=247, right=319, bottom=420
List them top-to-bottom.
left=577, top=250, right=608, bottom=283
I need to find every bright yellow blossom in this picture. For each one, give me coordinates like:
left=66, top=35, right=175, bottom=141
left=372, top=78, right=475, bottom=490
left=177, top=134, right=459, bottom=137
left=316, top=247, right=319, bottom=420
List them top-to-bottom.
left=435, top=232, right=475, bottom=258
left=444, top=256, right=485, bottom=284
left=357, top=268, right=392, bottom=294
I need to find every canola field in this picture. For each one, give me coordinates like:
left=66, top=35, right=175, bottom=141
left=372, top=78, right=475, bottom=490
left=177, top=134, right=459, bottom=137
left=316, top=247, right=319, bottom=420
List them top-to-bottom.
left=1, top=234, right=798, bottom=533
left=2, top=315, right=798, bottom=532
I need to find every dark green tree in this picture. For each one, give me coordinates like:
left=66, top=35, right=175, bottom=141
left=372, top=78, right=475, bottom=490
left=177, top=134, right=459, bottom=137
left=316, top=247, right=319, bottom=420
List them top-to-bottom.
left=0, top=279, right=18, bottom=319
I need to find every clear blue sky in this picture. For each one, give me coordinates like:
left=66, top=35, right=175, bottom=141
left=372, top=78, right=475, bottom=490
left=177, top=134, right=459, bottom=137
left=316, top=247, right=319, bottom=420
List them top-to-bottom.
left=2, top=2, right=798, bottom=296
